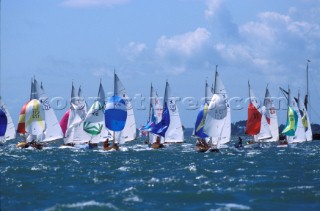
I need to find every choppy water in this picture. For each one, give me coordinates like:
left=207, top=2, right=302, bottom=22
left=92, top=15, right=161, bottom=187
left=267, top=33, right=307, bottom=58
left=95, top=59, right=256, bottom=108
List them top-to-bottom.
left=1, top=137, right=320, bottom=211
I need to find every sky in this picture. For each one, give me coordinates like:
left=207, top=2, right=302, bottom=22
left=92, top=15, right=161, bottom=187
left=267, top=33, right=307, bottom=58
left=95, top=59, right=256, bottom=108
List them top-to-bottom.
left=1, top=0, right=320, bottom=128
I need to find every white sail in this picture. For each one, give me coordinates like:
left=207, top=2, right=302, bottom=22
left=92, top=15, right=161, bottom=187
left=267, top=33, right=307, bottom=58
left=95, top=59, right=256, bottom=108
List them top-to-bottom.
left=203, top=70, right=231, bottom=145
left=114, top=74, right=136, bottom=143
left=34, top=80, right=63, bottom=142
left=164, top=81, right=184, bottom=143
left=65, top=84, right=89, bottom=144
left=263, top=88, right=279, bottom=142
left=287, top=89, right=306, bottom=143
left=298, top=92, right=312, bottom=141
left=0, top=99, right=16, bottom=141
left=25, top=99, right=46, bottom=137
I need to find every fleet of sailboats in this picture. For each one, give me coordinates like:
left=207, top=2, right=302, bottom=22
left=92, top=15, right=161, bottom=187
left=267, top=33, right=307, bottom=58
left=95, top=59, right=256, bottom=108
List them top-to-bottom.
left=0, top=64, right=317, bottom=150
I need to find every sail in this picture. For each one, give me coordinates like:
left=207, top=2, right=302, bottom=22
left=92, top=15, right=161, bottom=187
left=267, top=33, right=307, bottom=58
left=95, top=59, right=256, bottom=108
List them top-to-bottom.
left=203, top=71, right=231, bottom=144
left=114, top=74, right=137, bottom=142
left=35, top=80, right=63, bottom=142
left=163, top=81, right=184, bottom=143
left=194, top=81, right=210, bottom=139
left=83, top=82, right=110, bottom=143
left=245, top=83, right=271, bottom=140
left=64, top=84, right=89, bottom=144
left=263, top=88, right=279, bottom=142
left=284, top=88, right=306, bottom=143
left=298, top=93, right=312, bottom=141
left=104, top=95, right=127, bottom=132
left=25, top=99, right=46, bottom=136
left=0, top=100, right=16, bottom=141
left=17, top=101, right=29, bottom=134
left=149, top=102, right=170, bottom=137
left=194, top=102, right=209, bottom=138
left=245, top=102, right=262, bottom=135
left=282, top=106, right=298, bottom=136
left=0, top=108, right=7, bottom=137
left=60, top=109, right=70, bottom=136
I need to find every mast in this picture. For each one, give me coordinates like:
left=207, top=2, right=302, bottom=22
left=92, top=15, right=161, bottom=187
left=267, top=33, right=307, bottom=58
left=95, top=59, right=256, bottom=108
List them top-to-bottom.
left=305, top=60, right=310, bottom=114
left=214, top=65, right=218, bottom=94
left=113, top=70, right=116, bottom=143
left=204, top=79, right=208, bottom=104
left=147, top=83, right=153, bottom=143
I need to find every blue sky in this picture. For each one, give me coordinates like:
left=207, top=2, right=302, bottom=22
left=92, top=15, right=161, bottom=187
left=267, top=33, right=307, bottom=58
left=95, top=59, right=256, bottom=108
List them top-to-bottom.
left=1, top=0, right=320, bottom=128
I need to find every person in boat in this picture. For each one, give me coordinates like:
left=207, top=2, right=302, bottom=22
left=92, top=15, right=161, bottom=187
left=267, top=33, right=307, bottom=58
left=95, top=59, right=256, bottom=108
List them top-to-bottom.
left=151, top=136, right=164, bottom=149
left=279, top=138, right=288, bottom=145
left=16, top=139, right=29, bottom=148
left=29, top=139, right=43, bottom=150
left=103, top=139, right=110, bottom=150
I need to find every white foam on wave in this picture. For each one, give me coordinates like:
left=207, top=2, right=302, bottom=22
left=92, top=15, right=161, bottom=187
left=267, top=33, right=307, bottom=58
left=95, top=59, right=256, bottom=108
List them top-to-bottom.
left=185, top=163, right=197, bottom=172
left=117, top=166, right=130, bottom=172
left=288, top=186, right=314, bottom=190
left=123, top=195, right=143, bottom=202
left=44, top=200, right=119, bottom=211
left=214, top=203, right=251, bottom=210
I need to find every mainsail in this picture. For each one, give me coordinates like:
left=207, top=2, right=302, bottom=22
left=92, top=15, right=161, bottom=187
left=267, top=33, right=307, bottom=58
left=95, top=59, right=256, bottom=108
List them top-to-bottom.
left=203, top=69, right=231, bottom=145
left=34, top=80, right=63, bottom=142
left=163, top=81, right=184, bottom=143
left=64, top=84, right=89, bottom=144
left=263, top=87, right=279, bottom=142
left=298, top=92, right=312, bottom=141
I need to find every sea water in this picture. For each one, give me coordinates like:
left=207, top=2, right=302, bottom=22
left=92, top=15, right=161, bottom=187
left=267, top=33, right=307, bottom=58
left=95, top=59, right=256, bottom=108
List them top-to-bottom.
left=1, top=137, right=320, bottom=211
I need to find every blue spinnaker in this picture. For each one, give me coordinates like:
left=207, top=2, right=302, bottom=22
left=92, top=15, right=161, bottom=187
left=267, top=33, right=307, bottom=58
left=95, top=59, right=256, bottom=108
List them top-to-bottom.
left=104, top=95, right=127, bottom=131
left=149, top=103, right=170, bottom=137
left=194, top=103, right=209, bottom=138
left=0, top=109, right=8, bottom=136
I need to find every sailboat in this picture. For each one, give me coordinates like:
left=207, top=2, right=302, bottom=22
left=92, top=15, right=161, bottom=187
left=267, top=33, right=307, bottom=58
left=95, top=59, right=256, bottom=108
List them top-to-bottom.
left=203, top=67, right=231, bottom=151
left=206, top=68, right=231, bottom=147
left=113, top=73, right=137, bottom=143
left=104, top=74, right=129, bottom=150
left=16, top=77, right=63, bottom=148
left=83, top=81, right=113, bottom=146
left=149, top=81, right=184, bottom=144
left=245, top=82, right=271, bottom=148
left=63, top=83, right=89, bottom=146
left=140, top=83, right=163, bottom=145
left=263, top=86, right=279, bottom=142
left=281, top=87, right=306, bottom=145
left=280, top=88, right=307, bottom=143
left=298, top=91, right=312, bottom=141
left=0, top=98, right=16, bottom=142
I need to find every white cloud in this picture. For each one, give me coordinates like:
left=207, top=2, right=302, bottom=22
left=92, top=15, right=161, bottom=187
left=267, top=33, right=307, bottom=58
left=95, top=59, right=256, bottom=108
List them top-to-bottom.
left=61, top=0, right=130, bottom=8
left=204, top=0, right=222, bottom=18
left=156, top=28, right=211, bottom=57
left=121, top=42, right=147, bottom=61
